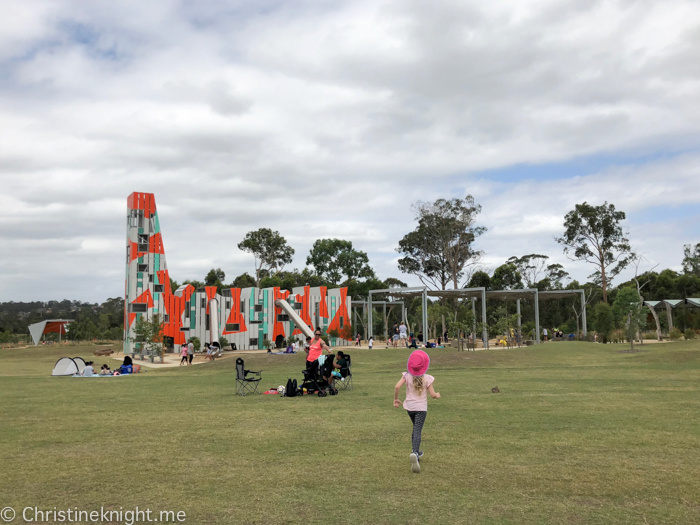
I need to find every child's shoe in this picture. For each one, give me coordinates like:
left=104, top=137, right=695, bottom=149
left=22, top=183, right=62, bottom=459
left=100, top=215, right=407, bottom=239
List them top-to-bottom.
left=409, top=453, right=421, bottom=473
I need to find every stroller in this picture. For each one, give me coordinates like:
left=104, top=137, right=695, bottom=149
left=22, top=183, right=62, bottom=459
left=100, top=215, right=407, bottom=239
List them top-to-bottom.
left=300, top=355, right=338, bottom=397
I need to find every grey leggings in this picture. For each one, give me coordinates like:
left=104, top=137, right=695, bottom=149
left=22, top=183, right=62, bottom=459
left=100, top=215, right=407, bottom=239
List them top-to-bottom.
left=407, top=410, right=427, bottom=454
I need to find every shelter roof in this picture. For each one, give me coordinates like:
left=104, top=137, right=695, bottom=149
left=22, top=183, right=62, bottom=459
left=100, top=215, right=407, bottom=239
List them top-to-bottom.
left=28, top=319, right=73, bottom=346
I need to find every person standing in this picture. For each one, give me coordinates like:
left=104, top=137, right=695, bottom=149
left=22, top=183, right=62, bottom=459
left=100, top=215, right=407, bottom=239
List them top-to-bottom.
left=399, top=322, right=408, bottom=347
left=543, top=327, right=548, bottom=342
left=307, top=329, right=332, bottom=379
left=356, top=333, right=361, bottom=347
left=368, top=336, right=373, bottom=350
left=187, top=341, right=194, bottom=365
left=180, top=345, right=188, bottom=366
left=393, top=350, right=441, bottom=474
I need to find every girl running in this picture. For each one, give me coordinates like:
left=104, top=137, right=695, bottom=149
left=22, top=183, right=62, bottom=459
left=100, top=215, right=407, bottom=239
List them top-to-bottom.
left=393, top=350, right=440, bottom=473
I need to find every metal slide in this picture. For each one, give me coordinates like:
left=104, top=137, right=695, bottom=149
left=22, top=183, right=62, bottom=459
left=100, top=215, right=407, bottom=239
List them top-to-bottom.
left=274, top=299, right=315, bottom=339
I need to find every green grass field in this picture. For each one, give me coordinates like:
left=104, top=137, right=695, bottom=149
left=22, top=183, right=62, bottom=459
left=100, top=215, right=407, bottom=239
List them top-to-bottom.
left=1, top=341, right=699, bottom=524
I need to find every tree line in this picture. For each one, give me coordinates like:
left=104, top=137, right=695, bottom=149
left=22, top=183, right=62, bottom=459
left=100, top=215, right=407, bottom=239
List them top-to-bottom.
left=6, top=197, right=700, bottom=346
left=0, top=298, right=124, bottom=342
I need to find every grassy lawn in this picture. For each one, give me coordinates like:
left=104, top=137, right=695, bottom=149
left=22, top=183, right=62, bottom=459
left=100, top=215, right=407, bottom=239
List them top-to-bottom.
left=1, top=341, right=699, bottom=524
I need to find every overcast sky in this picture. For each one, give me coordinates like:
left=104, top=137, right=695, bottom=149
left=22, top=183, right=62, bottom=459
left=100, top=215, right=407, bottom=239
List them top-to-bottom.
left=1, top=0, right=699, bottom=303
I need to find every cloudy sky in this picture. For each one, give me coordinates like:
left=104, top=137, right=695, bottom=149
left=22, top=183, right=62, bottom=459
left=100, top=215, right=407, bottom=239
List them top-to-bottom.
left=1, top=0, right=699, bottom=302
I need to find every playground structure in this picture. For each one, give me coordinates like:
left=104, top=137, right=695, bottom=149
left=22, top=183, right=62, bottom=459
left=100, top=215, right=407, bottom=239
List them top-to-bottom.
left=124, top=192, right=352, bottom=356
left=360, top=287, right=589, bottom=347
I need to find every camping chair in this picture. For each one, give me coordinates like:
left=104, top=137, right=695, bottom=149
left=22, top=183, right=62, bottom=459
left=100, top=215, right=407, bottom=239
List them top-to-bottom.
left=332, top=354, right=353, bottom=391
left=235, top=357, right=262, bottom=396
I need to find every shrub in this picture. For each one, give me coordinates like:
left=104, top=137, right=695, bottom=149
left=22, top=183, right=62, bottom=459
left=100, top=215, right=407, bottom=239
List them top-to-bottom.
left=593, top=302, right=615, bottom=343
left=670, top=328, right=683, bottom=340
left=684, top=329, right=696, bottom=340
left=188, top=336, right=201, bottom=352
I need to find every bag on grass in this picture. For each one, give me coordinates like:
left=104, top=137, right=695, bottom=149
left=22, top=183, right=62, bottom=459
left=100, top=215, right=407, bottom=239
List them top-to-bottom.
left=284, top=378, right=297, bottom=397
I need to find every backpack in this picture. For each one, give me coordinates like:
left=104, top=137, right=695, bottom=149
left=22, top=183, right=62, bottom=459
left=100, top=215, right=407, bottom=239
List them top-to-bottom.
left=284, top=378, right=297, bottom=397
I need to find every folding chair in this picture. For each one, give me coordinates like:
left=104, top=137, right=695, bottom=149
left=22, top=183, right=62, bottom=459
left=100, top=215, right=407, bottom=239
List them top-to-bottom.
left=332, top=354, right=353, bottom=391
left=235, top=357, right=262, bottom=396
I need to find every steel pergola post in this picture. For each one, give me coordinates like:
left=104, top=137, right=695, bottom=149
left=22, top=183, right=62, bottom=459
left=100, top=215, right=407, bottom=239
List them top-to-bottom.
left=481, top=288, right=488, bottom=349
left=535, top=289, right=541, bottom=344
left=580, top=290, right=587, bottom=338
left=368, top=291, right=373, bottom=339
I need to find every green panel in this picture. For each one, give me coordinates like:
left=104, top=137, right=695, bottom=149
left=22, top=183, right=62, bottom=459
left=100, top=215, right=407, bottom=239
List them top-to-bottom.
left=154, top=212, right=161, bottom=234
left=138, top=227, right=144, bottom=234
left=138, top=256, right=144, bottom=263
left=137, top=272, right=143, bottom=279
left=263, top=290, right=268, bottom=309
left=153, top=293, right=159, bottom=302
left=190, top=309, right=196, bottom=329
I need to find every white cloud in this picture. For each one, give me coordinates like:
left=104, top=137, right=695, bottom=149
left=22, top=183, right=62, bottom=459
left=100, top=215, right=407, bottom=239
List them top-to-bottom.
left=0, top=0, right=699, bottom=301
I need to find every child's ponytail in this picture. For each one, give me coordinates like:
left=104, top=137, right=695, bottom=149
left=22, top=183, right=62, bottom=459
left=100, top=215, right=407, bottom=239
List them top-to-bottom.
left=412, top=374, right=424, bottom=395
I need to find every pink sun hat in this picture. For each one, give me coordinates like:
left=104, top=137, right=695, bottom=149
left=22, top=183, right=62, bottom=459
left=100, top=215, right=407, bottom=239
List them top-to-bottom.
left=407, top=350, right=430, bottom=376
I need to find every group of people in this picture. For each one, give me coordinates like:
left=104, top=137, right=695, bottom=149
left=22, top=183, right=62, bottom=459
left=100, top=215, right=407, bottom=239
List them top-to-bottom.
left=353, top=322, right=429, bottom=350
left=542, top=328, right=566, bottom=341
left=304, top=329, right=350, bottom=387
left=179, top=341, right=223, bottom=365
left=81, top=356, right=137, bottom=376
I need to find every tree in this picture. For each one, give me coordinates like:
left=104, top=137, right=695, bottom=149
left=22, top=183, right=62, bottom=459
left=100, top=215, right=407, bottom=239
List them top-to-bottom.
left=397, top=196, right=486, bottom=290
left=556, top=202, right=633, bottom=302
left=238, top=228, right=295, bottom=288
left=306, top=239, right=375, bottom=285
left=682, top=243, right=700, bottom=277
left=507, top=254, right=550, bottom=288
left=631, top=255, right=660, bottom=341
left=490, top=263, right=523, bottom=290
left=545, top=264, right=570, bottom=289
left=205, top=268, right=226, bottom=292
left=205, top=268, right=225, bottom=286
left=467, top=270, right=491, bottom=290
left=231, top=272, right=256, bottom=289
left=182, top=279, right=204, bottom=290
left=568, top=280, right=597, bottom=340
left=612, top=287, right=644, bottom=350
left=593, top=302, right=614, bottom=343
left=133, top=314, right=165, bottom=359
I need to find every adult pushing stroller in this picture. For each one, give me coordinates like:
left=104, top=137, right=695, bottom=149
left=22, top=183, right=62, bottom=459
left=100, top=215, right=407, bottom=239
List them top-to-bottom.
left=300, top=355, right=338, bottom=397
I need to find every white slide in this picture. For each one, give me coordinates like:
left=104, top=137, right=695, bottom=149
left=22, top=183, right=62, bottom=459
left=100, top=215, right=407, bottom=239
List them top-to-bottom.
left=209, top=298, right=222, bottom=356
left=274, top=299, right=315, bottom=339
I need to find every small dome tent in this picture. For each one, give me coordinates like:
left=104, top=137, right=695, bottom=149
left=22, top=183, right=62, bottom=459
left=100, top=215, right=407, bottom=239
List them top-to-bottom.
left=52, top=357, right=79, bottom=376
left=73, top=357, right=86, bottom=373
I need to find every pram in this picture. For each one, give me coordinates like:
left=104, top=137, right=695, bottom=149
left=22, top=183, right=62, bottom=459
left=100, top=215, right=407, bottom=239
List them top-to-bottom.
left=300, top=355, right=338, bottom=397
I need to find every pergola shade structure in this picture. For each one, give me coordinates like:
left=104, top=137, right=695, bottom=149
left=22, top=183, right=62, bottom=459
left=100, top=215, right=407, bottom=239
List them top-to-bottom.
left=366, top=287, right=589, bottom=347
left=644, top=298, right=700, bottom=335
left=351, top=300, right=404, bottom=340
left=28, top=319, right=73, bottom=346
